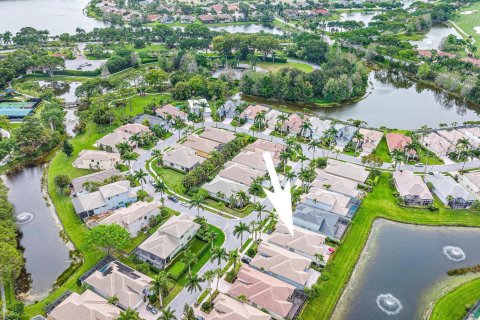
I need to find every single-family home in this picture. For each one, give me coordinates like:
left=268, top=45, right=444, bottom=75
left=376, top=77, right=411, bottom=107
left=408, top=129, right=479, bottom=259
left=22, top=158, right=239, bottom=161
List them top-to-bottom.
left=211, top=4, right=224, bottom=14
left=227, top=4, right=239, bottom=11
left=217, top=13, right=233, bottom=22
left=145, top=14, right=161, bottom=22
left=198, top=14, right=216, bottom=23
left=180, top=15, right=196, bottom=23
left=155, top=104, right=187, bottom=121
left=239, top=105, right=270, bottom=124
left=264, top=109, right=282, bottom=131
left=283, top=113, right=305, bottom=136
left=132, top=114, right=169, bottom=130
left=309, top=117, right=332, bottom=140
left=116, top=123, right=151, bottom=136
left=333, top=123, right=357, bottom=148
left=199, top=127, right=236, bottom=145
left=457, top=127, right=480, bottom=149
left=357, top=128, right=383, bottom=154
left=436, top=129, right=467, bottom=146
left=96, top=130, right=134, bottom=152
left=422, top=132, right=454, bottom=157
left=386, top=133, right=417, bottom=158
left=182, top=136, right=221, bottom=158
left=244, top=139, right=286, bottom=160
left=163, top=145, right=205, bottom=172
left=73, top=150, right=120, bottom=170
left=232, top=151, right=279, bottom=173
left=324, top=159, right=370, bottom=184
left=219, top=161, right=265, bottom=186
left=71, top=168, right=122, bottom=196
left=311, top=169, right=362, bottom=199
left=393, top=171, right=433, bottom=206
left=458, top=171, right=480, bottom=199
left=424, top=173, right=475, bottom=209
left=202, top=176, right=250, bottom=201
left=72, top=180, right=137, bottom=219
left=302, top=187, right=359, bottom=219
left=97, top=201, right=159, bottom=236
left=293, top=203, right=348, bottom=240
left=135, top=213, right=200, bottom=269
left=268, top=222, right=326, bottom=261
left=250, top=242, right=317, bottom=289
left=84, top=261, right=152, bottom=311
left=229, top=266, right=297, bottom=320
left=47, top=290, right=121, bottom=320
left=196, top=293, right=270, bottom=320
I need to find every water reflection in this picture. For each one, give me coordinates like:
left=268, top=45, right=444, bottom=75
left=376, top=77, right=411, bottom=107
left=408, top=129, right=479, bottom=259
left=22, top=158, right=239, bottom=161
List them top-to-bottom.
left=410, top=23, right=462, bottom=50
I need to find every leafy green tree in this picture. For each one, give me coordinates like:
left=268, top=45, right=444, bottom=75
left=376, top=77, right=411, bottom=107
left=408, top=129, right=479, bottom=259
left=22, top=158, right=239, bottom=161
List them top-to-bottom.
left=62, top=140, right=74, bottom=157
left=54, top=174, right=71, bottom=190
left=83, top=224, right=131, bottom=255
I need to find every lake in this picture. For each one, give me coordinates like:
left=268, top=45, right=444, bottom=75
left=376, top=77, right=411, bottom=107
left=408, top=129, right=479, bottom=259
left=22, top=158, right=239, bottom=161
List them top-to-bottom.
left=0, top=0, right=108, bottom=35
left=340, top=11, right=381, bottom=25
left=410, top=23, right=463, bottom=50
left=208, top=24, right=285, bottom=35
left=244, top=70, right=480, bottom=129
left=2, top=166, right=71, bottom=302
left=333, top=220, right=480, bottom=320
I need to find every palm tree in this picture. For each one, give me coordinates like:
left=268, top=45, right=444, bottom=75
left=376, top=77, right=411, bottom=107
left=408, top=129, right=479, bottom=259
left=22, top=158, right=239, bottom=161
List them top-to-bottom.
left=277, top=113, right=288, bottom=135
left=300, top=120, right=312, bottom=138
left=325, top=127, right=338, bottom=148
left=352, top=131, right=364, bottom=155
left=129, top=134, right=141, bottom=147
left=456, top=138, right=471, bottom=156
left=308, top=139, right=321, bottom=158
left=116, top=141, right=132, bottom=155
left=404, top=142, right=417, bottom=161
left=152, top=149, right=163, bottom=166
left=392, top=149, right=407, bottom=170
left=279, top=150, right=291, bottom=174
left=459, top=150, right=473, bottom=171
left=121, top=151, right=138, bottom=173
left=298, top=154, right=308, bottom=169
left=133, top=169, right=148, bottom=189
left=285, top=171, right=296, bottom=185
left=153, top=179, right=167, bottom=204
left=235, top=190, right=249, bottom=208
left=215, top=191, right=226, bottom=201
left=189, top=193, right=206, bottom=216
left=253, top=202, right=266, bottom=222
left=249, top=220, right=259, bottom=241
left=234, top=222, right=249, bottom=248
left=206, top=230, right=217, bottom=248
left=211, top=246, right=228, bottom=266
left=229, top=249, right=240, bottom=269
left=182, top=250, right=197, bottom=276
left=314, top=252, right=324, bottom=266
left=203, top=269, right=216, bottom=294
left=150, top=271, right=169, bottom=308
left=186, top=273, right=204, bottom=303
left=107, top=295, right=119, bottom=306
left=159, top=307, right=176, bottom=320
left=118, top=308, right=140, bottom=320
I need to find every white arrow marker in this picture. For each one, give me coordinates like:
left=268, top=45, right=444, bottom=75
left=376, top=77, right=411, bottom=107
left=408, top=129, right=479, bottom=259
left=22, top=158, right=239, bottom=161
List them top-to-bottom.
left=262, top=152, right=294, bottom=237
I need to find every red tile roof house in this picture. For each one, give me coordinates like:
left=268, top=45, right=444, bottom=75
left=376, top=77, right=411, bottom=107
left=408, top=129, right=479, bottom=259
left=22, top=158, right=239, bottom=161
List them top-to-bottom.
left=211, top=4, right=224, bottom=14
left=227, top=4, right=240, bottom=11
left=217, top=13, right=233, bottom=22
left=198, top=14, right=216, bottom=23
left=386, top=133, right=418, bottom=159
left=229, top=266, right=297, bottom=320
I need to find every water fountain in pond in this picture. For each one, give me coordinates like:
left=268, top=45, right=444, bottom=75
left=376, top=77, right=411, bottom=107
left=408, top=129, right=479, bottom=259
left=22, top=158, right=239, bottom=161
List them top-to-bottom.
left=16, top=212, right=35, bottom=224
left=443, top=246, right=466, bottom=261
left=376, top=294, right=403, bottom=315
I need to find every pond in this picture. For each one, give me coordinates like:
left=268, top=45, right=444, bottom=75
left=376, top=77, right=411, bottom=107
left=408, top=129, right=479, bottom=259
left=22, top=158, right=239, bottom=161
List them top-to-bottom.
left=0, top=0, right=108, bottom=35
left=340, top=11, right=381, bottom=25
left=208, top=23, right=285, bottom=35
left=410, top=23, right=463, bottom=50
left=243, top=70, right=480, bottom=129
left=2, top=166, right=71, bottom=302
left=333, top=220, right=480, bottom=320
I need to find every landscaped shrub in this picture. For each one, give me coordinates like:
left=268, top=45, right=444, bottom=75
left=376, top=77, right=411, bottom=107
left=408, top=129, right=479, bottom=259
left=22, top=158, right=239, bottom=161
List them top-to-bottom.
left=53, top=69, right=101, bottom=76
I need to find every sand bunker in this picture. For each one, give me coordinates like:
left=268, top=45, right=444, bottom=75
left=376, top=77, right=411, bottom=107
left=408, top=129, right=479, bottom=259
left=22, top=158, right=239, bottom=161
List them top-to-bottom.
left=460, top=10, right=477, bottom=14
left=474, top=26, right=480, bottom=34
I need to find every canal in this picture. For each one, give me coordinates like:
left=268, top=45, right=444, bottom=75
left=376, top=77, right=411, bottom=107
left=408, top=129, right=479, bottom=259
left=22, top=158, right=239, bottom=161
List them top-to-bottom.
left=2, top=166, right=71, bottom=302
left=333, top=220, right=480, bottom=320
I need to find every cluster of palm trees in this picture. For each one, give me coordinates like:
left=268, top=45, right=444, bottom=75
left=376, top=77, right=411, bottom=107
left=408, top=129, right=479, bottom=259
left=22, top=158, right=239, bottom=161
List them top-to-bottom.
left=115, top=141, right=138, bottom=172
left=128, top=168, right=148, bottom=189
left=215, top=189, right=251, bottom=209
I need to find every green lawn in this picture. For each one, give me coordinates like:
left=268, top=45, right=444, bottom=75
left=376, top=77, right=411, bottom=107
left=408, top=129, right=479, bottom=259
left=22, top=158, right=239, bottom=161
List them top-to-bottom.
left=452, top=3, right=480, bottom=50
left=257, top=61, right=314, bottom=73
left=373, top=136, right=392, bottom=162
left=300, top=173, right=480, bottom=320
left=163, top=225, right=225, bottom=306
left=431, top=278, right=480, bottom=320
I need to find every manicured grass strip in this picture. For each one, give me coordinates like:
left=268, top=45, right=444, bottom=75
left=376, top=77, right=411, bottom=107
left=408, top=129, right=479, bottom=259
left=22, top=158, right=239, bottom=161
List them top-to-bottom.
left=452, top=3, right=480, bottom=50
left=373, top=136, right=391, bottom=163
left=300, top=173, right=480, bottom=320
left=431, top=278, right=480, bottom=320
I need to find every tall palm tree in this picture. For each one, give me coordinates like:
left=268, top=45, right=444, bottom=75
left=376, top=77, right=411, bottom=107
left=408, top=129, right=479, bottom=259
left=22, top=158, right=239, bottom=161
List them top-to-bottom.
left=277, top=113, right=288, bottom=135
left=300, top=120, right=312, bottom=138
left=325, top=127, right=338, bottom=148
left=353, top=131, right=364, bottom=155
left=457, top=138, right=471, bottom=156
left=308, top=139, right=321, bottom=158
left=116, top=141, right=132, bottom=155
left=404, top=142, right=417, bottom=161
left=152, top=149, right=163, bottom=166
left=392, top=149, right=407, bottom=170
left=459, top=149, right=473, bottom=171
left=121, top=151, right=138, bottom=173
left=298, top=154, right=308, bottom=169
left=134, top=169, right=148, bottom=189
left=285, top=171, right=296, bottom=185
left=153, top=179, right=167, bottom=204
left=235, top=190, right=249, bottom=208
left=189, top=193, right=206, bottom=216
left=253, top=202, right=266, bottom=222
left=249, top=220, right=259, bottom=241
left=234, top=222, right=250, bottom=248
left=206, top=230, right=217, bottom=248
left=211, top=246, right=228, bottom=266
left=229, top=249, right=240, bottom=269
left=182, top=250, right=197, bottom=276
left=203, top=269, right=216, bottom=294
left=150, top=271, right=169, bottom=308
left=186, top=273, right=204, bottom=302
left=159, top=307, right=176, bottom=320
left=118, top=308, right=140, bottom=320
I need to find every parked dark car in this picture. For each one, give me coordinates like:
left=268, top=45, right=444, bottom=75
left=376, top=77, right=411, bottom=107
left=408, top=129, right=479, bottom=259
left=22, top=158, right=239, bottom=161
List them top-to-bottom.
left=167, top=195, right=178, bottom=202
left=146, top=304, right=158, bottom=314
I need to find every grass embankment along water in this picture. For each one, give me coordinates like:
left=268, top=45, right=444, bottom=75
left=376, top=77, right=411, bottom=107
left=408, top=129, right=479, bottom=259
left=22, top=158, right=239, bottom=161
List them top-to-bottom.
left=452, top=3, right=480, bottom=50
left=300, top=173, right=480, bottom=320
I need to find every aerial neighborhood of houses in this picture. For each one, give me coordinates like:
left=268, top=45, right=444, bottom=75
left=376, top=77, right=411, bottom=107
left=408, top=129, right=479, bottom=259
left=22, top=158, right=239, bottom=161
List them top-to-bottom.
left=38, top=92, right=480, bottom=320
